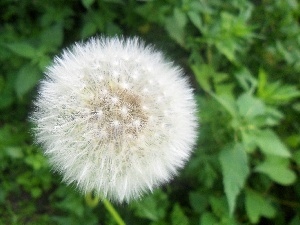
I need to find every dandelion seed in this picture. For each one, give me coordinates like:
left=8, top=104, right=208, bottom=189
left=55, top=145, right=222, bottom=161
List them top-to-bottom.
left=30, top=36, right=198, bottom=203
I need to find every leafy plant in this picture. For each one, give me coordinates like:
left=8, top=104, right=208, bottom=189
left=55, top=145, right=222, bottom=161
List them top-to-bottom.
left=1, top=0, right=300, bottom=224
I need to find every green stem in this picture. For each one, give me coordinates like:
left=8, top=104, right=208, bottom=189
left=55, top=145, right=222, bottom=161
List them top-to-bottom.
left=102, top=198, right=126, bottom=225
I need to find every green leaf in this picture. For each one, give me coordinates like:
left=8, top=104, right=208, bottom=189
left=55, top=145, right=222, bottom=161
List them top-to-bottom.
left=81, top=0, right=95, bottom=8
left=174, top=8, right=187, bottom=28
left=188, top=11, right=203, bottom=31
left=165, top=16, right=185, bottom=47
left=106, top=21, right=122, bottom=36
left=81, top=22, right=97, bottom=39
left=40, top=24, right=63, bottom=48
left=215, top=38, right=237, bottom=63
left=276, top=41, right=293, bottom=63
left=6, top=42, right=37, bottom=59
left=38, top=55, right=51, bottom=70
left=14, top=64, right=41, bottom=98
left=191, top=64, right=213, bottom=92
left=234, top=68, right=257, bottom=92
left=258, top=69, right=300, bottom=105
left=213, top=73, right=235, bottom=95
left=0, top=77, right=14, bottom=109
left=270, top=83, right=300, bottom=103
left=212, top=93, right=238, bottom=117
left=237, top=93, right=265, bottom=118
left=293, top=102, right=300, bottom=112
left=264, top=106, right=283, bottom=126
left=253, top=129, right=291, bottom=157
left=241, top=130, right=257, bottom=153
left=286, top=135, right=300, bottom=148
left=219, top=143, right=250, bottom=214
left=5, top=147, right=24, bottom=159
left=293, top=150, right=300, bottom=165
left=25, top=153, right=47, bottom=170
left=255, top=155, right=296, bottom=185
left=198, top=160, right=218, bottom=188
left=31, top=187, right=42, bottom=198
left=245, top=189, right=276, bottom=223
left=55, top=190, right=85, bottom=217
left=132, top=190, right=168, bottom=221
left=189, top=192, right=208, bottom=213
left=209, top=196, right=229, bottom=217
left=171, top=204, right=189, bottom=225
left=200, top=212, right=218, bottom=225
left=289, top=215, right=300, bottom=225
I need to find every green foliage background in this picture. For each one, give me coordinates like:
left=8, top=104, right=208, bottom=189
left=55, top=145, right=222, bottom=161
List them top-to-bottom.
left=1, top=0, right=300, bottom=224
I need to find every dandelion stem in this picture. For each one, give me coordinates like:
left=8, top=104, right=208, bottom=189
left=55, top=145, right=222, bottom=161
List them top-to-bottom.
left=102, top=198, right=126, bottom=225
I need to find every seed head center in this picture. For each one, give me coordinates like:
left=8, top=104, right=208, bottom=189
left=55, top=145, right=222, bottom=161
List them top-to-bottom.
left=86, top=80, right=148, bottom=141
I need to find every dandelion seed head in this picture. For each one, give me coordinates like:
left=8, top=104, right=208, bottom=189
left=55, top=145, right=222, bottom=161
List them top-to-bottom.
left=31, top=36, right=198, bottom=202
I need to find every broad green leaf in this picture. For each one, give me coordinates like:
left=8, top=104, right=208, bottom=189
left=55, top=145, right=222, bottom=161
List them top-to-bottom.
left=81, top=0, right=95, bottom=8
left=190, top=0, right=213, bottom=14
left=174, top=8, right=187, bottom=28
left=187, top=11, right=203, bottom=31
left=165, top=17, right=185, bottom=47
left=106, top=21, right=122, bottom=36
left=81, top=22, right=97, bottom=39
left=40, top=24, right=63, bottom=48
left=215, top=38, right=237, bottom=63
left=276, top=41, right=293, bottom=63
left=6, top=42, right=37, bottom=59
left=38, top=55, right=51, bottom=70
left=191, top=63, right=232, bottom=95
left=14, top=64, right=41, bottom=98
left=191, top=64, right=212, bottom=92
left=234, top=68, right=257, bottom=92
left=258, top=69, right=300, bottom=105
left=213, top=73, right=235, bottom=95
left=213, top=73, right=229, bottom=84
left=0, top=78, right=14, bottom=109
left=215, top=83, right=235, bottom=96
left=270, top=83, right=300, bottom=103
left=237, top=93, right=265, bottom=118
left=212, top=94, right=238, bottom=117
left=293, top=102, right=300, bottom=112
left=264, top=106, right=283, bottom=126
left=0, top=124, right=27, bottom=146
left=253, top=129, right=291, bottom=157
left=241, top=130, right=257, bottom=153
left=286, top=135, right=300, bottom=148
left=219, top=143, right=249, bottom=214
left=5, top=147, right=23, bottom=159
left=293, top=150, right=300, bottom=165
left=25, top=153, right=47, bottom=170
left=255, top=156, right=296, bottom=185
left=197, top=159, right=218, bottom=188
left=31, top=187, right=42, bottom=198
left=245, top=189, right=276, bottom=223
left=55, top=190, right=85, bottom=217
left=132, top=190, right=168, bottom=221
left=189, top=192, right=208, bottom=213
left=209, top=196, right=229, bottom=218
left=209, top=196, right=239, bottom=224
left=171, top=204, right=189, bottom=225
left=200, top=212, right=218, bottom=225
left=289, top=215, right=300, bottom=225
left=219, top=217, right=238, bottom=225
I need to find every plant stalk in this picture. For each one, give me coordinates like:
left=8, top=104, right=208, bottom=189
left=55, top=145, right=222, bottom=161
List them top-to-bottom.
left=102, top=198, right=126, bottom=225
